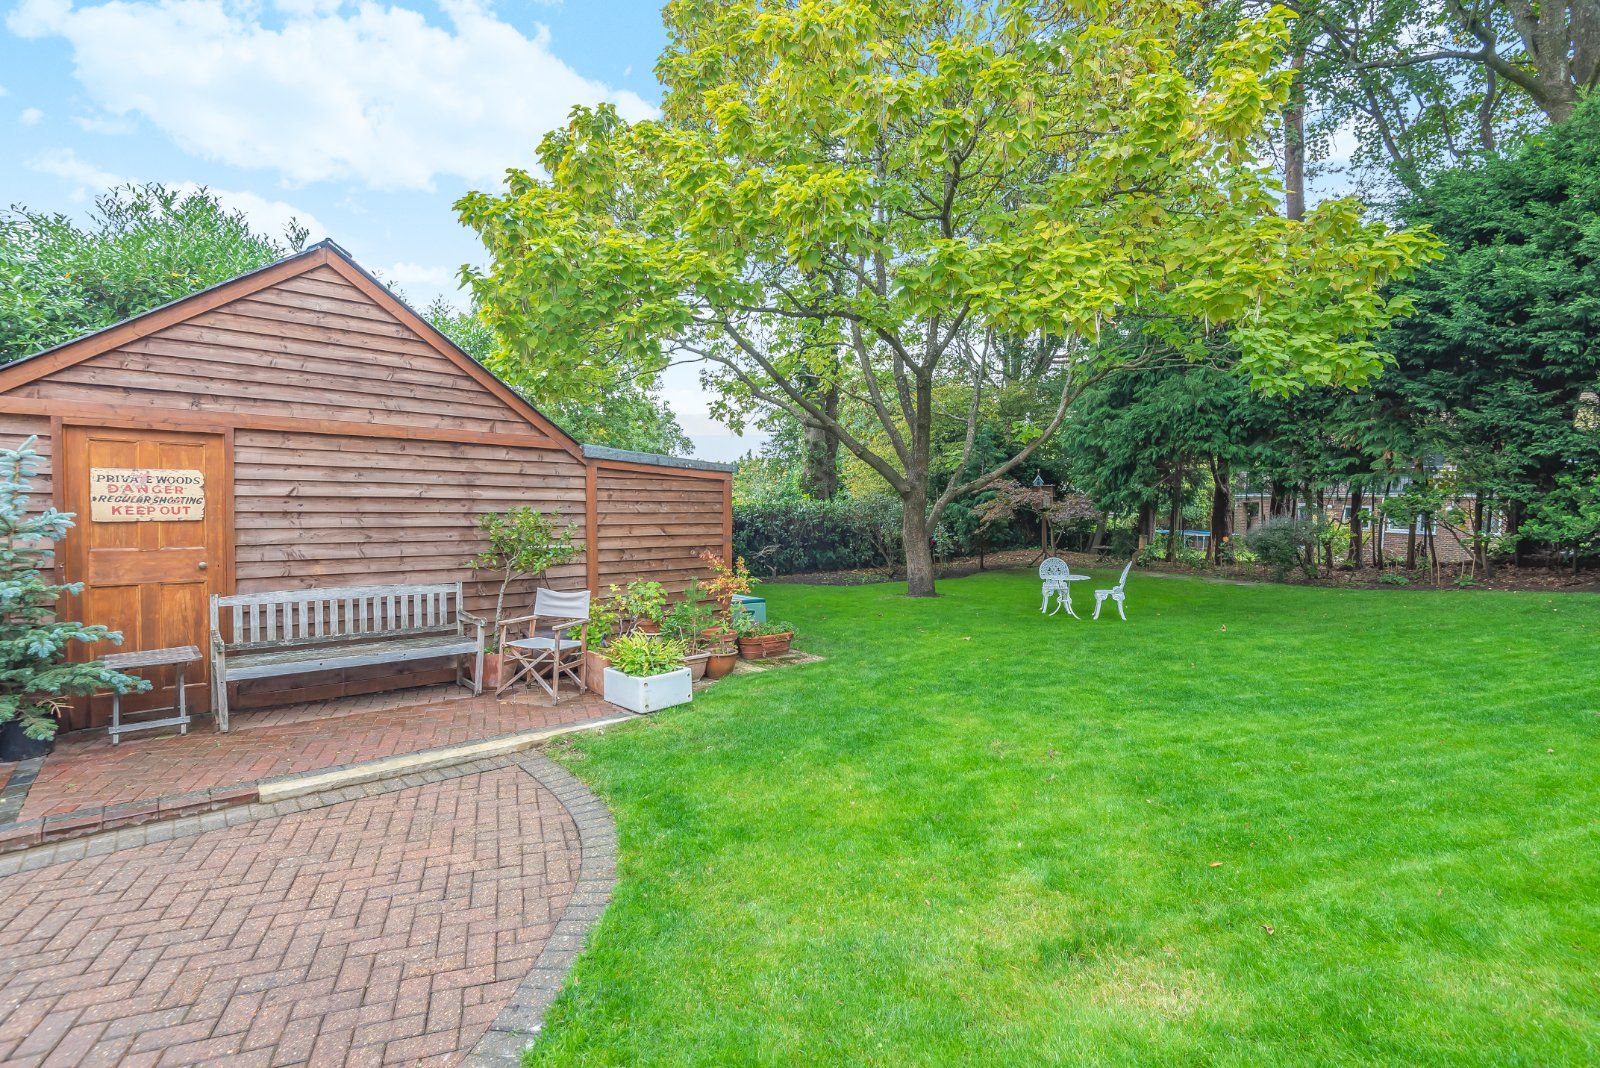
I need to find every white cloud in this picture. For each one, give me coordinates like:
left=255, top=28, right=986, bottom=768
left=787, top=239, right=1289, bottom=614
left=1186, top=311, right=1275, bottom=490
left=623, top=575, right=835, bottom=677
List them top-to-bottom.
left=10, top=0, right=658, bottom=191
left=19, top=106, right=43, bottom=125
left=28, top=146, right=123, bottom=194
left=26, top=148, right=325, bottom=238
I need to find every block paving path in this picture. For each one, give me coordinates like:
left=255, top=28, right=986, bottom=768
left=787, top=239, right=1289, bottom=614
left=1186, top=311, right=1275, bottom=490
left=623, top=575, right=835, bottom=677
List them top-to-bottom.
left=18, top=686, right=617, bottom=822
left=0, top=757, right=597, bottom=1066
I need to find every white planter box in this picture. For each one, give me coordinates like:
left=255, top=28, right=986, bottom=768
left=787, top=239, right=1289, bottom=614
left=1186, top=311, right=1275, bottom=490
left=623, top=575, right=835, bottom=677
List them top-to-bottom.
left=603, top=666, right=693, bottom=714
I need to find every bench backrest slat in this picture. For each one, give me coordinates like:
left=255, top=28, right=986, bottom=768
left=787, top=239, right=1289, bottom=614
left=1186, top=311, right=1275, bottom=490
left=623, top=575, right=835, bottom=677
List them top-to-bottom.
left=211, top=582, right=466, bottom=652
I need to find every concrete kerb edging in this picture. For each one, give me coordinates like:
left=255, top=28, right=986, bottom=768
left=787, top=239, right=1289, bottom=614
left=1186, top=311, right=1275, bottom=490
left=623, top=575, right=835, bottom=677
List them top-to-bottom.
left=0, top=713, right=636, bottom=856
left=256, top=714, right=635, bottom=802
left=462, top=751, right=619, bottom=1066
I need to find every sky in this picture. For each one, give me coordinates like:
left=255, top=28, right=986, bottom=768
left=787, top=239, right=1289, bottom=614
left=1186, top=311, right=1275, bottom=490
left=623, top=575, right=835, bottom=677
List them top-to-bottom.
left=1, top=0, right=763, bottom=460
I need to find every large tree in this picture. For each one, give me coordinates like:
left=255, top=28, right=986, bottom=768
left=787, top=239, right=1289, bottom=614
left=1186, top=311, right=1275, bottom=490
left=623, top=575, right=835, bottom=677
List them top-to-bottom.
left=459, top=0, right=1435, bottom=595
left=1, top=184, right=307, bottom=364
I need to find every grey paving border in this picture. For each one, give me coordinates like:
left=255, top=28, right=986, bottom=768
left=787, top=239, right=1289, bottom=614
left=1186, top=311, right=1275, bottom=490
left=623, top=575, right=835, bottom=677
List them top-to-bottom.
left=463, top=750, right=617, bottom=1066
left=0, top=757, right=43, bottom=825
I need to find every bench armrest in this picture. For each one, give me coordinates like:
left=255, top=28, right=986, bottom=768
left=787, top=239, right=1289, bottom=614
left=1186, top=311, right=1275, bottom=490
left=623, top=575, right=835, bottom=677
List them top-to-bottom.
left=458, top=610, right=487, bottom=627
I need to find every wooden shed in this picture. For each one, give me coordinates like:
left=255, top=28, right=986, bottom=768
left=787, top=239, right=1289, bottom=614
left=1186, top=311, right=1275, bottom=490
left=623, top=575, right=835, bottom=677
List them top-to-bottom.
left=0, top=240, right=733, bottom=730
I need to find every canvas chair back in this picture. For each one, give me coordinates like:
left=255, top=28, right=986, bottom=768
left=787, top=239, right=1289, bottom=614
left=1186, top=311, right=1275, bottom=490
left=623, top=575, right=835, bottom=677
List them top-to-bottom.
left=534, top=587, right=591, bottom=622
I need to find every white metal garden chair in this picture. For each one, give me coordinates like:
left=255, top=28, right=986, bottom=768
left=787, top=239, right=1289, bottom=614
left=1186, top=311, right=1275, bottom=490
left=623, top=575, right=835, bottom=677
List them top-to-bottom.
left=1039, top=557, right=1089, bottom=618
left=1092, top=560, right=1135, bottom=621
left=497, top=588, right=590, bottom=701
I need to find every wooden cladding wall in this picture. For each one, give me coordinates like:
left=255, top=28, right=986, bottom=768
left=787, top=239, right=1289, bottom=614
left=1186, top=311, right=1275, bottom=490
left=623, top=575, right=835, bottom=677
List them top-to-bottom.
left=6, top=267, right=536, bottom=436
left=228, top=429, right=590, bottom=707
left=593, top=466, right=732, bottom=596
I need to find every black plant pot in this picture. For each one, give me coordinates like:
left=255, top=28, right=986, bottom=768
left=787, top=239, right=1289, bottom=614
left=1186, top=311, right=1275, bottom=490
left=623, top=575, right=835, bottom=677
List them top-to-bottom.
left=0, top=719, right=55, bottom=762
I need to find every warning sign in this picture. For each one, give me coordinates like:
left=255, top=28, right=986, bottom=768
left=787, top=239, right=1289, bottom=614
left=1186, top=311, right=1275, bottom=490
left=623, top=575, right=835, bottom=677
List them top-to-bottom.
left=89, top=468, right=206, bottom=522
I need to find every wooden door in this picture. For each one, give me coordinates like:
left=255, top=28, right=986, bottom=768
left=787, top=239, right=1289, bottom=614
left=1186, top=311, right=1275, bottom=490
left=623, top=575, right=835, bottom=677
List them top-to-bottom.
left=60, top=425, right=230, bottom=730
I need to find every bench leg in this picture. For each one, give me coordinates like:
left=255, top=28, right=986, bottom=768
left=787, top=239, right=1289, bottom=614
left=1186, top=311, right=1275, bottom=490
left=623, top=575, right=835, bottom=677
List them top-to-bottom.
left=214, top=675, right=230, bottom=733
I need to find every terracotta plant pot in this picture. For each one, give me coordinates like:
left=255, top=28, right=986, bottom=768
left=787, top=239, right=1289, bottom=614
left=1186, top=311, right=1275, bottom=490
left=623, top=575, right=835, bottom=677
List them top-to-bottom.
left=635, top=620, right=661, bottom=635
left=701, top=626, right=736, bottom=644
left=763, top=633, right=794, bottom=657
left=736, top=635, right=767, bottom=660
left=582, top=650, right=612, bottom=692
left=705, top=650, right=737, bottom=679
left=479, top=651, right=507, bottom=691
left=685, top=652, right=710, bottom=681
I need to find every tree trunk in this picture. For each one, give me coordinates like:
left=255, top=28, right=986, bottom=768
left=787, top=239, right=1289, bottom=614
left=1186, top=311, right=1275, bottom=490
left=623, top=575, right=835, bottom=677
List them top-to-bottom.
left=1285, top=50, right=1307, bottom=222
left=797, top=382, right=841, bottom=499
left=1209, top=459, right=1230, bottom=564
left=1165, top=460, right=1185, bottom=562
left=1349, top=484, right=1364, bottom=567
left=902, top=485, right=936, bottom=597
left=1473, top=492, right=1492, bottom=577
left=1137, top=501, right=1156, bottom=547
left=1090, top=515, right=1107, bottom=552
left=1406, top=521, right=1418, bottom=570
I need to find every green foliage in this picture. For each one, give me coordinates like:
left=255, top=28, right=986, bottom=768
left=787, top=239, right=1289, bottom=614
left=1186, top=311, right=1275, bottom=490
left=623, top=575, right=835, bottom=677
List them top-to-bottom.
left=1379, top=96, right=1600, bottom=544
left=1, top=184, right=305, bottom=364
left=424, top=298, right=691, bottom=455
left=2, top=436, right=147, bottom=740
left=1521, top=475, right=1600, bottom=565
left=733, top=495, right=909, bottom=575
left=470, top=507, right=585, bottom=632
left=1243, top=517, right=1319, bottom=578
left=1138, top=535, right=1207, bottom=568
left=1378, top=572, right=1412, bottom=586
left=611, top=580, right=668, bottom=625
left=662, top=580, right=720, bottom=649
left=588, top=597, right=624, bottom=649
left=605, top=633, right=688, bottom=678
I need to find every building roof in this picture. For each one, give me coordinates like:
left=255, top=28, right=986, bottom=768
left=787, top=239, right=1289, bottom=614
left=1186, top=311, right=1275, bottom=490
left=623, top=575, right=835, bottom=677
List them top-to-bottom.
left=0, top=239, right=727, bottom=475
left=582, top=444, right=735, bottom=473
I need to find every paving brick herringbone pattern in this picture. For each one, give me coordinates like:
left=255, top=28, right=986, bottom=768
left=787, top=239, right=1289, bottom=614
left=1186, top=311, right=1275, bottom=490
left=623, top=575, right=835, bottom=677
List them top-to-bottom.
left=19, top=687, right=617, bottom=822
left=0, top=765, right=580, bottom=1067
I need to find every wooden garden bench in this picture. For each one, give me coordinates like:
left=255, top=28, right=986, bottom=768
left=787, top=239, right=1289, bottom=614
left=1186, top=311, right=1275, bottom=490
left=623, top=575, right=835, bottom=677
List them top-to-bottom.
left=209, top=582, right=485, bottom=731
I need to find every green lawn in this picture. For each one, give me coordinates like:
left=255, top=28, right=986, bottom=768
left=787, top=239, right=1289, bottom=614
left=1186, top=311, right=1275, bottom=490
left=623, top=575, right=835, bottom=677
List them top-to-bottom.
left=529, top=569, right=1600, bottom=1066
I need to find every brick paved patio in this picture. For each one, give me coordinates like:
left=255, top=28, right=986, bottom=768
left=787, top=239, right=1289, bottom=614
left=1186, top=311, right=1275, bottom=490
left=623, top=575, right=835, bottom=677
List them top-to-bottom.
left=14, top=686, right=621, bottom=823
left=0, top=754, right=608, bottom=1067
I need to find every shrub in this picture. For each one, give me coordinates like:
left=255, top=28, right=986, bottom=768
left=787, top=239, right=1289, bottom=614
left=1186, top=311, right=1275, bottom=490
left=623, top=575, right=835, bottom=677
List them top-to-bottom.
left=733, top=496, right=905, bottom=575
left=1242, top=518, right=1319, bottom=578
left=1378, top=572, right=1412, bottom=587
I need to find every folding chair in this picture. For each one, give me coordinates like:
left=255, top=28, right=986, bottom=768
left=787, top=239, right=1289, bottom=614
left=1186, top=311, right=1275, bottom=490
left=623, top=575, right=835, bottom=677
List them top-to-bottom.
left=496, top=588, right=590, bottom=701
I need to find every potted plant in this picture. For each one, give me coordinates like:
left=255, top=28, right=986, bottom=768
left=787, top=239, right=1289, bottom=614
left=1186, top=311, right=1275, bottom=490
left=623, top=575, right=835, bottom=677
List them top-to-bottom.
left=1, top=436, right=148, bottom=758
left=467, top=507, right=584, bottom=689
left=698, top=551, right=752, bottom=647
left=614, top=580, right=667, bottom=634
left=662, top=580, right=720, bottom=680
left=581, top=597, right=623, bottom=691
left=734, top=614, right=768, bottom=660
left=761, top=619, right=797, bottom=657
left=602, top=633, right=692, bottom=714
left=705, top=634, right=738, bottom=679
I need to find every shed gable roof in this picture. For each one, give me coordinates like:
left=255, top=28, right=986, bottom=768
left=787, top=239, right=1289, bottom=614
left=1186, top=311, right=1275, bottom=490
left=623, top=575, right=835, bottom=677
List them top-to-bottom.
left=0, top=240, right=585, bottom=459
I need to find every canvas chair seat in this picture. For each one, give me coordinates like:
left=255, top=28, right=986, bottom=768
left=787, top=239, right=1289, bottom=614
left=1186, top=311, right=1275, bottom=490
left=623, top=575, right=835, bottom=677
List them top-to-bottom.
left=496, top=588, right=591, bottom=702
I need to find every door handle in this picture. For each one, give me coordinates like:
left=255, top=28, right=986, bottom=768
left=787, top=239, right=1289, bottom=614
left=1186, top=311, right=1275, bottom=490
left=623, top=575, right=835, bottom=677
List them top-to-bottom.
left=197, top=561, right=208, bottom=571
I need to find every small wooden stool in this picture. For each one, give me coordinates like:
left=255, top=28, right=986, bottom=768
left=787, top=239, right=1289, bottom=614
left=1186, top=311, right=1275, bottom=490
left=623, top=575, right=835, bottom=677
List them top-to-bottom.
left=100, top=645, right=200, bottom=745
